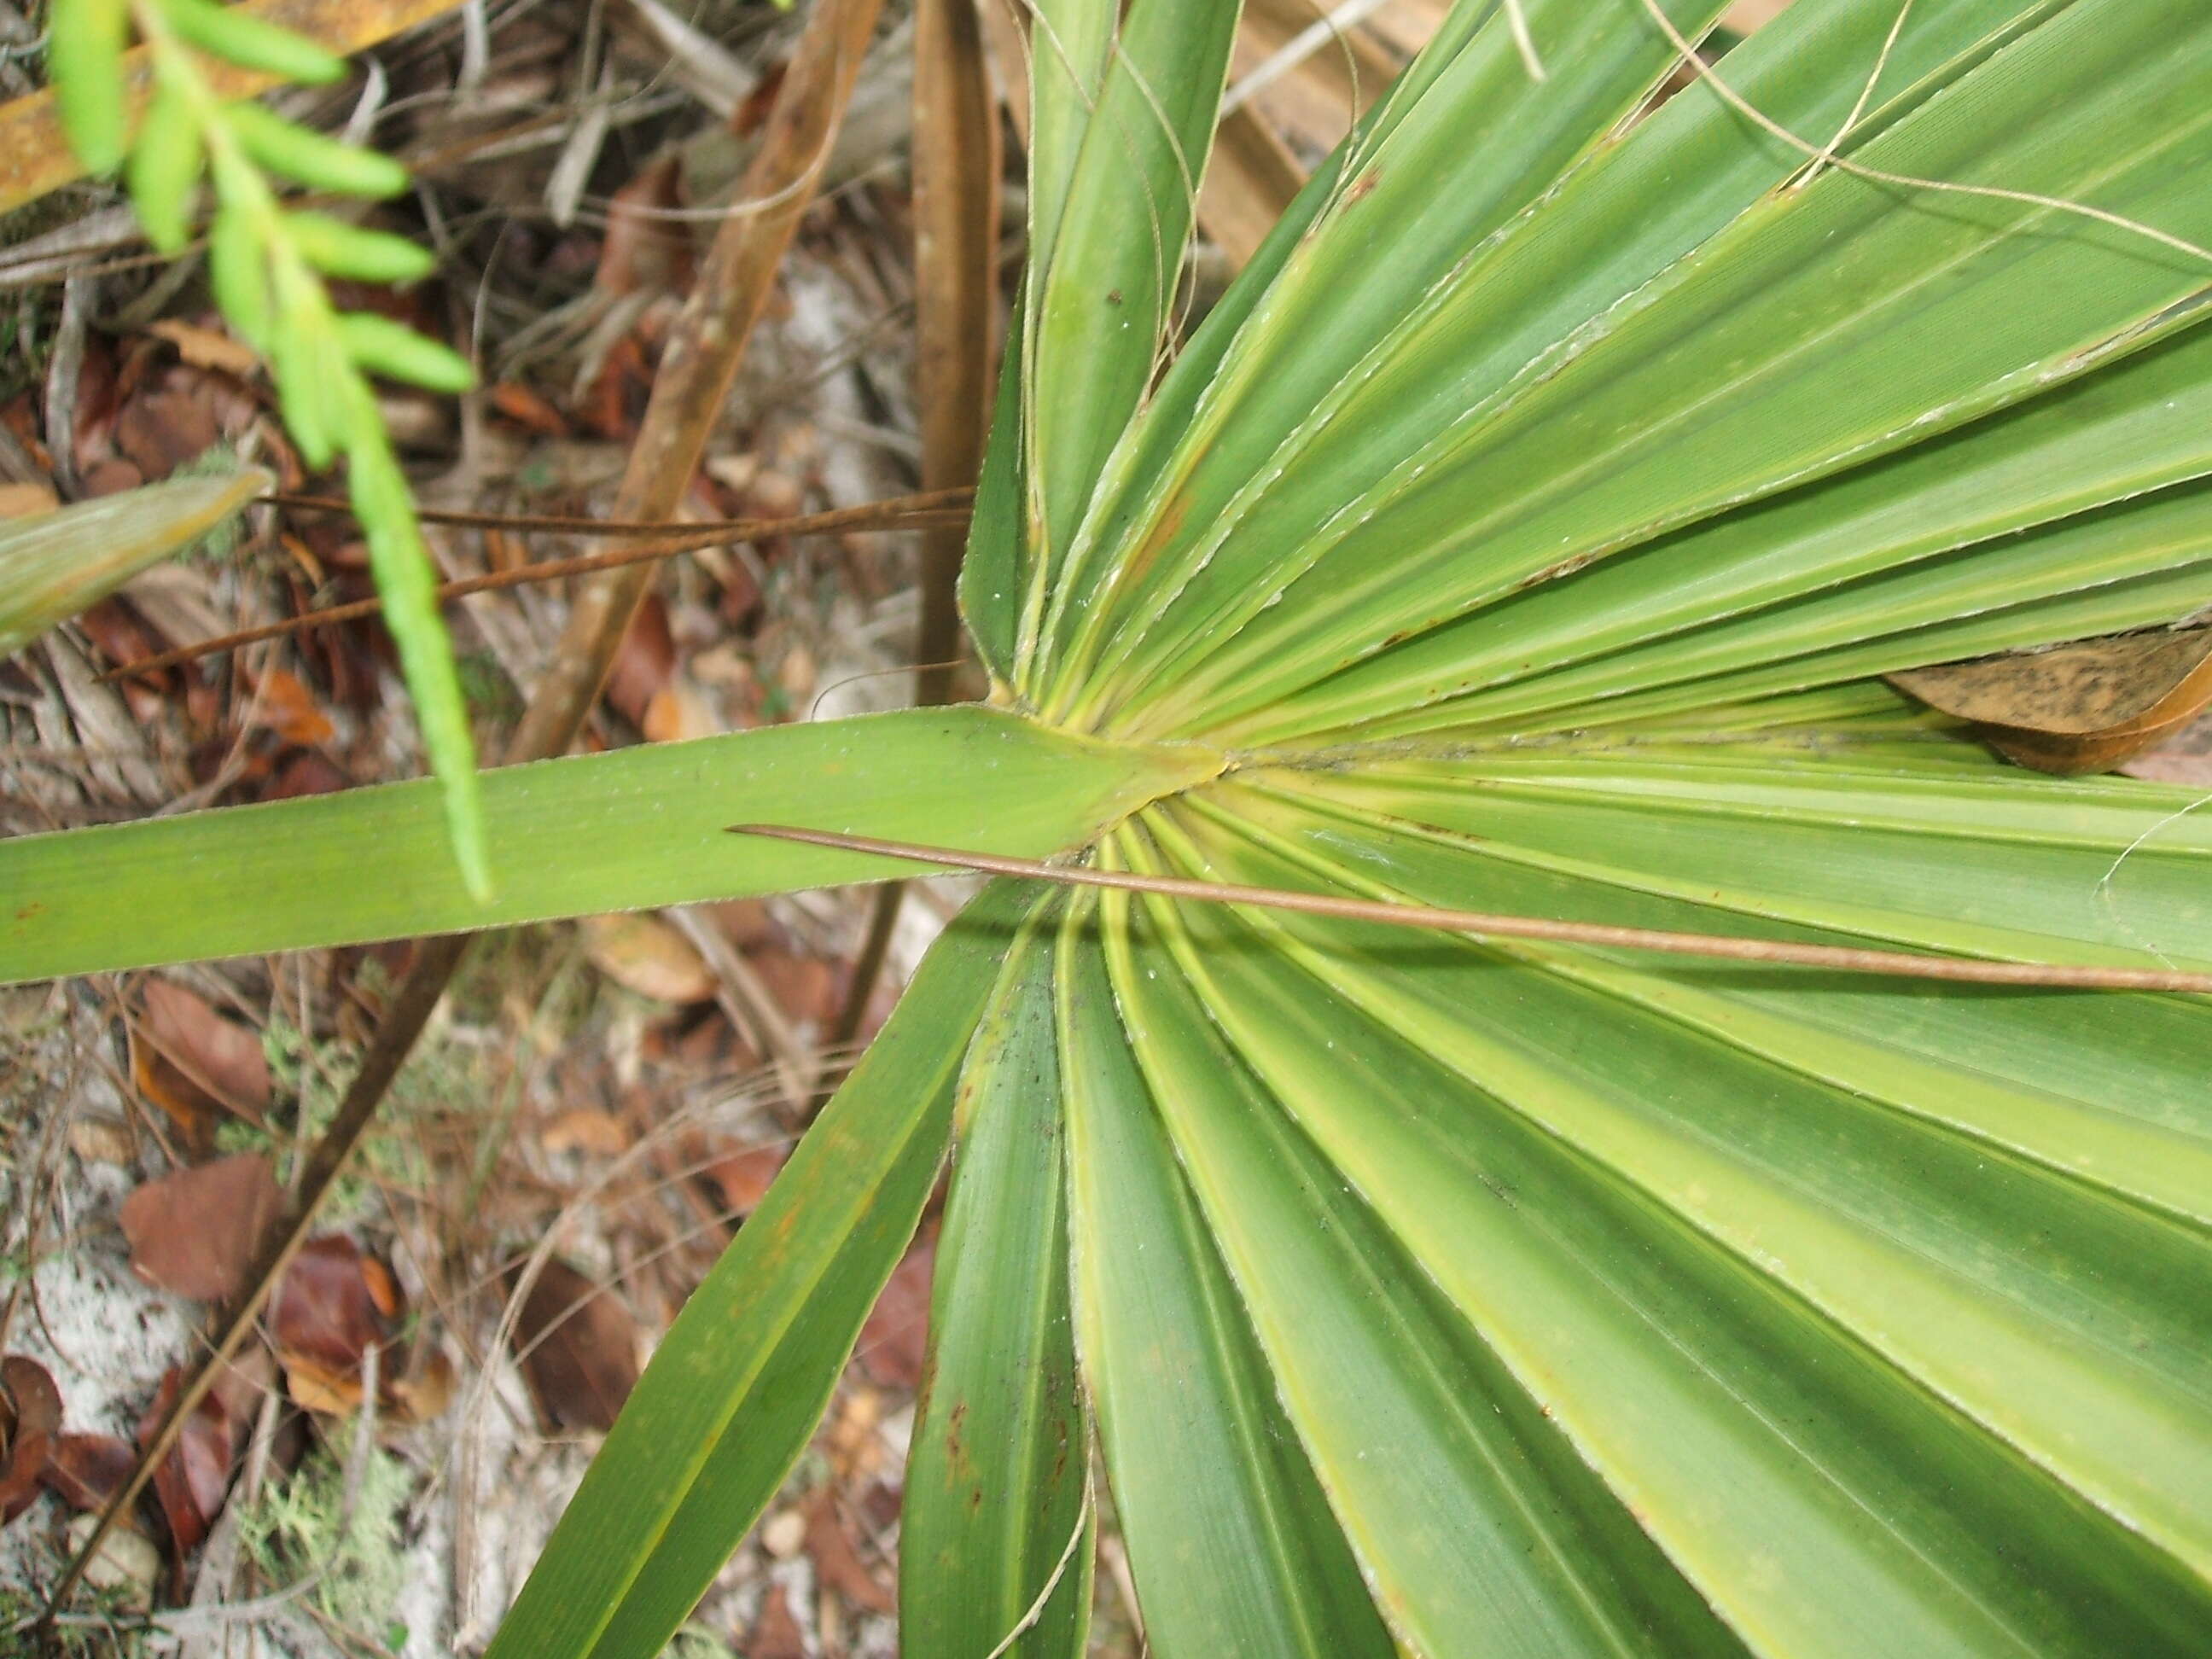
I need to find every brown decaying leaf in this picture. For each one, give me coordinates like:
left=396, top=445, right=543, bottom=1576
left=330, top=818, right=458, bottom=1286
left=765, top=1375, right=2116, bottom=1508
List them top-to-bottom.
left=597, top=154, right=696, bottom=300
left=145, top=321, right=260, bottom=379
left=1890, top=628, right=2212, bottom=774
left=246, top=666, right=337, bottom=748
left=2122, top=708, right=2212, bottom=786
left=582, top=912, right=716, bottom=1004
left=137, top=979, right=272, bottom=1121
left=541, top=1108, right=632, bottom=1156
left=701, top=1142, right=788, bottom=1220
left=121, top=1154, right=283, bottom=1302
left=267, top=1235, right=393, bottom=1417
left=854, top=1237, right=933, bottom=1392
left=509, top=1260, right=642, bottom=1433
left=137, top=1348, right=271, bottom=1556
left=0, top=1355, right=61, bottom=1523
left=43, top=1433, right=137, bottom=1513
left=805, top=1490, right=894, bottom=1615
left=748, top=1582, right=808, bottom=1659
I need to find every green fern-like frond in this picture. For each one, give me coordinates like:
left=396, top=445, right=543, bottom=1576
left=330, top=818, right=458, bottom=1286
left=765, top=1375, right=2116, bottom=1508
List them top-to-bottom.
left=49, top=0, right=489, bottom=899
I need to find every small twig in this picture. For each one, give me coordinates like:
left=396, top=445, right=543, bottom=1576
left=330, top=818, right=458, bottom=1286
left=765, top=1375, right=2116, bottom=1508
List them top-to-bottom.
left=263, top=485, right=972, bottom=539
left=100, top=492, right=971, bottom=681
left=728, top=825, right=2212, bottom=992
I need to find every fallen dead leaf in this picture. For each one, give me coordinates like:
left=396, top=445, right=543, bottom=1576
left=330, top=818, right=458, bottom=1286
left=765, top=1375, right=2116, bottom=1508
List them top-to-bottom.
left=597, top=154, right=695, bottom=300
left=146, top=319, right=260, bottom=377
left=603, top=592, right=676, bottom=726
left=1890, top=629, right=2212, bottom=775
left=247, top=666, right=337, bottom=748
left=641, top=678, right=718, bottom=743
left=2122, top=707, right=2212, bottom=786
left=583, top=912, right=715, bottom=1004
left=137, top=979, right=271, bottom=1121
left=541, top=1108, right=632, bottom=1156
left=701, top=1142, right=787, bottom=1220
left=120, top=1154, right=282, bottom=1302
left=269, top=1235, right=393, bottom=1412
left=855, top=1238, right=933, bottom=1392
left=509, top=1259, right=641, bottom=1433
left=138, top=1348, right=271, bottom=1556
left=0, top=1354, right=61, bottom=1523
left=43, top=1431, right=136, bottom=1512
left=805, top=1490, right=893, bottom=1615
left=748, top=1582, right=808, bottom=1659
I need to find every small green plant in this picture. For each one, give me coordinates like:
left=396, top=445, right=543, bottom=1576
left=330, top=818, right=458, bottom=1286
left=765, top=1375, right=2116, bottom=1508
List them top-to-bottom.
left=48, top=0, right=488, bottom=897
left=232, top=1441, right=415, bottom=1651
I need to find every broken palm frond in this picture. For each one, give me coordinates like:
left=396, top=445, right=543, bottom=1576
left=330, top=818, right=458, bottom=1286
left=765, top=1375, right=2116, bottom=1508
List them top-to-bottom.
left=96, top=491, right=975, bottom=683
left=731, top=824, right=2212, bottom=994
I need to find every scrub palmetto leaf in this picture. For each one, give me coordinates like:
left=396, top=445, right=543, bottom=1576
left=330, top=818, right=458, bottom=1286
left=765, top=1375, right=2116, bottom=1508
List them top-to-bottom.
left=13, top=2, right=2212, bottom=1654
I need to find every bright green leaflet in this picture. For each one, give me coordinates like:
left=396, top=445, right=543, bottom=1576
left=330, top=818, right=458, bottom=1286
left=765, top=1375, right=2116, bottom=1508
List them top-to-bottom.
left=48, top=0, right=489, bottom=895
left=484, top=881, right=1044, bottom=1659
left=901, top=917, right=1092, bottom=1659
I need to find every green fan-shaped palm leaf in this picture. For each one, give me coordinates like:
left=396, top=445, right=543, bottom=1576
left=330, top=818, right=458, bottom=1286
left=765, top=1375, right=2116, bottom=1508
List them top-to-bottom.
left=9, top=2, right=2211, bottom=1653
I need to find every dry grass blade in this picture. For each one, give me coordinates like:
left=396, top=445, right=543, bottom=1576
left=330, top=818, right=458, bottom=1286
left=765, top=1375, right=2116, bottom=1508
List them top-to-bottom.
left=0, top=0, right=467, bottom=216
left=911, top=0, right=1002, bottom=709
left=1636, top=0, right=2212, bottom=267
left=99, top=493, right=973, bottom=682
left=730, top=825, right=2212, bottom=993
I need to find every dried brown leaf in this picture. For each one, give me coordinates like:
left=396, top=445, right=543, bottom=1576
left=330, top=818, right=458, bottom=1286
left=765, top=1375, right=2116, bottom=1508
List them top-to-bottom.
left=146, top=321, right=259, bottom=379
left=1890, top=629, right=2212, bottom=775
left=583, top=912, right=715, bottom=1004
left=138, top=979, right=271, bottom=1120
left=120, top=1154, right=282, bottom=1302
left=269, top=1235, right=392, bottom=1390
left=855, top=1237, right=933, bottom=1391
left=510, top=1260, right=640, bottom=1432
left=0, top=1354, right=61, bottom=1523
left=43, top=1432, right=136, bottom=1512
left=805, top=1491, right=893, bottom=1615
left=748, top=1582, right=808, bottom=1659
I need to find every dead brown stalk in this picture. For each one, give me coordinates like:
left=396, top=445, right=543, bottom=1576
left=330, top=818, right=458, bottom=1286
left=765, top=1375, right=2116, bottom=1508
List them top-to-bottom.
left=100, top=492, right=971, bottom=682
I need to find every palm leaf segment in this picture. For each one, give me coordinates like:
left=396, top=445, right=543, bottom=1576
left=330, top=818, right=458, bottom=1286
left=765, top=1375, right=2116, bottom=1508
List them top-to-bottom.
left=946, top=0, right=2212, bottom=1651
left=511, top=1, right=2212, bottom=1654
